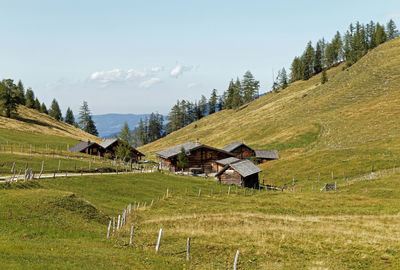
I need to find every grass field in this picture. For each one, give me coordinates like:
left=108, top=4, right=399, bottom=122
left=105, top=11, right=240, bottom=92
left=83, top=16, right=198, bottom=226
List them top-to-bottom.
left=0, top=172, right=399, bottom=269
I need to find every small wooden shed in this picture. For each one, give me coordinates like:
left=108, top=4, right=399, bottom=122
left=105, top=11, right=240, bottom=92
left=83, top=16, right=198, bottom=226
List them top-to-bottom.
left=254, top=150, right=279, bottom=163
left=215, top=159, right=261, bottom=188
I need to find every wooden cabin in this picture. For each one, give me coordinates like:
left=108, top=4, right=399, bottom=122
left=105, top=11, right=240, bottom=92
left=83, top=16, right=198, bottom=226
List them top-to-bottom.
left=99, top=138, right=145, bottom=161
left=69, top=140, right=104, bottom=156
left=156, top=142, right=235, bottom=173
left=222, top=142, right=255, bottom=159
left=254, top=150, right=279, bottom=163
left=215, top=157, right=241, bottom=172
left=215, top=159, right=261, bottom=188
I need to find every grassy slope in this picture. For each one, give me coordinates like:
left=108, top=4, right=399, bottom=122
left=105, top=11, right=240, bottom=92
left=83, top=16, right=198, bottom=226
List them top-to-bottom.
left=139, top=38, right=400, bottom=186
left=0, top=105, right=100, bottom=144
left=0, top=173, right=399, bottom=269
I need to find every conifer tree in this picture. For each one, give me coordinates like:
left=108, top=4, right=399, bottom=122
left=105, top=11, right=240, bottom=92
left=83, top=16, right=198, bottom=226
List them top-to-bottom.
left=386, top=19, right=399, bottom=40
left=375, top=23, right=387, bottom=45
left=302, top=41, right=315, bottom=80
left=314, top=41, right=323, bottom=74
left=290, top=57, right=304, bottom=82
left=279, top=68, right=288, bottom=89
left=321, top=69, right=328, bottom=84
left=242, top=71, right=259, bottom=102
left=232, top=78, right=243, bottom=109
left=0, top=79, right=20, bottom=118
left=16, top=80, right=25, bottom=105
left=224, top=80, right=235, bottom=109
left=25, top=88, right=35, bottom=108
left=208, top=89, right=217, bottom=114
left=198, top=95, right=207, bottom=118
left=217, top=95, right=224, bottom=111
left=33, top=98, right=41, bottom=111
left=48, top=99, right=62, bottom=120
left=78, top=101, right=98, bottom=136
left=40, top=103, right=48, bottom=114
left=64, top=107, right=75, bottom=125
left=119, top=121, right=133, bottom=145
left=177, top=147, right=189, bottom=170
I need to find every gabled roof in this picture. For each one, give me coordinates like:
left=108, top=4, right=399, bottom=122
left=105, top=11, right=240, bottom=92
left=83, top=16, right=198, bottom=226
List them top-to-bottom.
left=99, top=138, right=119, bottom=149
left=69, top=141, right=100, bottom=153
left=156, top=142, right=234, bottom=159
left=222, top=142, right=254, bottom=152
left=255, top=150, right=279, bottom=159
left=216, top=157, right=241, bottom=166
left=216, top=160, right=261, bottom=178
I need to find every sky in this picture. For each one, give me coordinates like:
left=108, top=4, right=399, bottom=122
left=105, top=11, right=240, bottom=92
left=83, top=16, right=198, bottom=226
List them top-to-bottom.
left=0, top=0, right=399, bottom=115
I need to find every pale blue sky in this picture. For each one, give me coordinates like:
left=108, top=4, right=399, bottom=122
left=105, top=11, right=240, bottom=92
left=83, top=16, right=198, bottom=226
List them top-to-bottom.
left=0, top=0, right=399, bottom=114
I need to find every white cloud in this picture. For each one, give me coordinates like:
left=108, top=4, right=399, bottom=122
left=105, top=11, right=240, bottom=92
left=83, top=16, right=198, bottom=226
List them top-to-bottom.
left=170, top=64, right=193, bottom=78
left=90, top=66, right=164, bottom=85
left=139, top=77, right=161, bottom=88
left=187, top=82, right=198, bottom=88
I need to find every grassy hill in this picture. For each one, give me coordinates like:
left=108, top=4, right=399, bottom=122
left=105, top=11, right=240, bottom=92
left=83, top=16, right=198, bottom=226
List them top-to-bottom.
left=139, top=37, right=400, bottom=186
left=1, top=172, right=399, bottom=269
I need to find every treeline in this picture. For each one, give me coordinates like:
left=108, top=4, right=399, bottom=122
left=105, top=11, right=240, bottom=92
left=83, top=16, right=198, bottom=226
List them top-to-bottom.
left=288, top=19, right=398, bottom=84
left=166, top=71, right=260, bottom=133
left=0, top=79, right=98, bottom=136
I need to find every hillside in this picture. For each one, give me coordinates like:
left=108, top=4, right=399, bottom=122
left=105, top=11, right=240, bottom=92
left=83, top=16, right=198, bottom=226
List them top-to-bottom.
left=139, top=37, right=400, bottom=185
left=0, top=105, right=100, bottom=143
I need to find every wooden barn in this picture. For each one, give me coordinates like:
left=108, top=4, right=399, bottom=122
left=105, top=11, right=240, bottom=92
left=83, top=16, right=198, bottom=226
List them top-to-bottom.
left=99, top=138, right=145, bottom=161
left=69, top=140, right=104, bottom=156
left=156, top=142, right=235, bottom=173
left=222, top=142, right=255, bottom=159
left=254, top=150, right=279, bottom=163
left=215, top=157, right=241, bottom=172
left=215, top=159, right=261, bottom=188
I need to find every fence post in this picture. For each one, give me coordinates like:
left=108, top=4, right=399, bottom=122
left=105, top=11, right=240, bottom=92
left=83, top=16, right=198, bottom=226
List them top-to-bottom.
left=58, top=160, right=61, bottom=171
left=228, top=186, right=231, bottom=196
left=198, top=188, right=201, bottom=197
left=113, top=217, right=115, bottom=232
left=107, top=220, right=111, bottom=238
left=129, top=225, right=135, bottom=245
left=155, top=228, right=163, bottom=253
left=186, top=237, right=191, bottom=261
left=233, top=250, right=240, bottom=270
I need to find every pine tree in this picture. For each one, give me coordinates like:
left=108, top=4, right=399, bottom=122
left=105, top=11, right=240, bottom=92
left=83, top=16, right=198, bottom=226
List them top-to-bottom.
left=386, top=19, right=399, bottom=40
left=375, top=23, right=387, bottom=45
left=301, top=41, right=315, bottom=80
left=314, top=41, right=323, bottom=74
left=290, top=57, right=304, bottom=82
left=279, top=68, right=288, bottom=89
left=321, top=69, right=328, bottom=84
left=242, top=71, right=259, bottom=103
left=232, top=78, right=243, bottom=109
left=0, top=79, right=20, bottom=118
left=16, top=80, right=25, bottom=105
left=224, top=80, right=235, bottom=109
left=25, top=88, right=35, bottom=108
left=208, top=89, right=217, bottom=114
left=198, top=95, right=207, bottom=118
left=217, top=95, right=224, bottom=111
left=33, top=98, right=41, bottom=111
left=48, top=99, right=62, bottom=120
left=78, top=101, right=98, bottom=136
left=40, top=103, right=48, bottom=114
left=64, top=107, right=75, bottom=125
left=119, top=121, right=133, bottom=145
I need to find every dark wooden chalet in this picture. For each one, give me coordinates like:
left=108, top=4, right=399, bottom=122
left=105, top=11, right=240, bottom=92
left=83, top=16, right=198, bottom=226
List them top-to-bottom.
left=99, top=138, right=145, bottom=161
left=69, top=140, right=104, bottom=156
left=156, top=142, right=235, bottom=173
left=222, top=142, right=256, bottom=159
left=222, top=142, right=279, bottom=163
left=254, top=150, right=279, bottom=163
left=215, top=159, right=261, bottom=188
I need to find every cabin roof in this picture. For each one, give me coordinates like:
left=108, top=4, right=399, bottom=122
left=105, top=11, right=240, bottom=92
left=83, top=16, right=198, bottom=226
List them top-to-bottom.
left=99, top=138, right=119, bottom=149
left=69, top=141, right=99, bottom=153
left=156, top=142, right=234, bottom=159
left=222, top=142, right=253, bottom=152
left=255, top=150, right=279, bottom=159
left=216, top=157, right=241, bottom=166
left=216, top=160, right=262, bottom=178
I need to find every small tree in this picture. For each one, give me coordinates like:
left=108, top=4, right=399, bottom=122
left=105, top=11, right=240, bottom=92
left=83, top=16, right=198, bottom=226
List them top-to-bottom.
left=321, top=69, right=328, bottom=84
left=0, top=79, right=20, bottom=118
left=25, top=88, right=35, bottom=108
left=33, top=98, right=41, bottom=111
left=49, top=99, right=62, bottom=120
left=79, top=101, right=98, bottom=136
left=40, top=103, right=48, bottom=114
left=65, top=107, right=75, bottom=125
left=119, top=121, right=133, bottom=145
left=114, top=140, right=132, bottom=161
left=177, top=147, right=189, bottom=170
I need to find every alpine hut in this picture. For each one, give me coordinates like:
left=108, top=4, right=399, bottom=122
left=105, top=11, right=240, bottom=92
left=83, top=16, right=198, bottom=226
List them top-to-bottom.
left=99, top=138, right=145, bottom=161
left=69, top=140, right=104, bottom=156
left=156, top=141, right=235, bottom=173
left=222, top=142, right=255, bottom=159
left=215, top=159, right=261, bottom=188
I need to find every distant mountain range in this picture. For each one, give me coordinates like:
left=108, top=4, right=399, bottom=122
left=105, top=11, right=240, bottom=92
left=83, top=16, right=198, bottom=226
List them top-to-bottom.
left=92, top=113, right=166, bottom=138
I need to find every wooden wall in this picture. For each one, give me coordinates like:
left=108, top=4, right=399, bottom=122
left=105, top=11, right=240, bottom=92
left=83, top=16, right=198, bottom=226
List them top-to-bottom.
left=230, top=145, right=255, bottom=159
